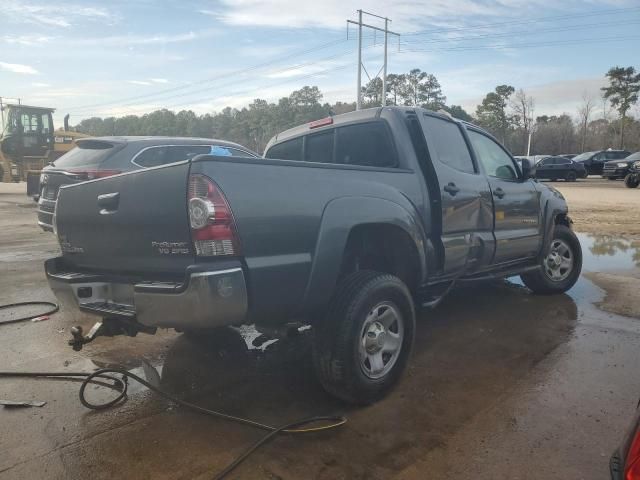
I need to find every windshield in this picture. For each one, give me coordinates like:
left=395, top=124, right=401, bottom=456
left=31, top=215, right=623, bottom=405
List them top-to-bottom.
left=53, top=140, right=121, bottom=169
left=572, top=151, right=596, bottom=162
left=625, top=152, right=640, bottom=161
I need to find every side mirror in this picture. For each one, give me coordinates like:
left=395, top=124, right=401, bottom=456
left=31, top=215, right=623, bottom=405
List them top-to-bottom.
left=520, top=158, right=534, bottom=180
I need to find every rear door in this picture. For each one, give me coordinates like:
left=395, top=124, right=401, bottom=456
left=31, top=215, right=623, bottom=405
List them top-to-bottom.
left=419, top=113, right=494, bottom=274
left=466, top=128, right=541, bottom=264
left=555, top=157, right=571, bottom=177
left=535, top=158, right=552, bottom=178
left=55, top=162, right=194, bottom=275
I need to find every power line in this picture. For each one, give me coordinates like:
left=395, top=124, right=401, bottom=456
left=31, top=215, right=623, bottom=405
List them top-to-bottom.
left=402, top=6, right=640, bottom=36
left=66, top=7, right=639, bottom=115
left=399, top=18, right=640, bottom=47
left=398, top=34, right=640, bottom=53
left=68, top=37, right=351, bottom=112
left=67, top=46, right=358, bottom=115
left=69, top=62, right=355, bottom=118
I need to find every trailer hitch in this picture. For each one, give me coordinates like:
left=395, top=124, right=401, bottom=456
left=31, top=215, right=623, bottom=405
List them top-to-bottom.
left=69, top=318, right=156, bottom=351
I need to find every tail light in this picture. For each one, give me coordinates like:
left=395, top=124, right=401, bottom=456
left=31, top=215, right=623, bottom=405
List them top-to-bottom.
left=67, top=169, right=122, bottom=180
left=188, top=174, right=240, bottom=256
left=626, top=425, right=640, bottom=480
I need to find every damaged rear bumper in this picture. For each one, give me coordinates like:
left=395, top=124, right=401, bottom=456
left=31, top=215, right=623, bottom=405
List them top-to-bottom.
left=45, top=257, right=248, bottom=329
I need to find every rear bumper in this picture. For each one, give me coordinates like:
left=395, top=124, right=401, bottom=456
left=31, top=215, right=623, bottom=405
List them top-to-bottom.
left=37, top=197, right=55, bottom=232
left=45, top=257, right=248, bottom=329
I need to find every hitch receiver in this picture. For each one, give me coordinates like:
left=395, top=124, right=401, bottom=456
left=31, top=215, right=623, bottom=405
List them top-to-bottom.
left=69, top=317, right=157, bottom=351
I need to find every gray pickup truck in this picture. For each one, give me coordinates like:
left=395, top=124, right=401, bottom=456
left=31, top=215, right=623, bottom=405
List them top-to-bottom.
left=45, top=106, right=582, bottom=404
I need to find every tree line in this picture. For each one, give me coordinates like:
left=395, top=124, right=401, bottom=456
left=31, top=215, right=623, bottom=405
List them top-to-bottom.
left=73, top=66, right=640, bottom=155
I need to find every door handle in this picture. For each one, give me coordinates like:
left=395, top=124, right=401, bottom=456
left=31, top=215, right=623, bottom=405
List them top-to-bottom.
left=443, top=182, right=460, bottom=196
left=493, top=187, right=505, bottom=199
left=97, top=192, right=119, bottom=214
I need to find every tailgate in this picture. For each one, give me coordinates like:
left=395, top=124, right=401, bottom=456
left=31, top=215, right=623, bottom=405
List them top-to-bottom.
left=55, top=161, right=194, bottom=274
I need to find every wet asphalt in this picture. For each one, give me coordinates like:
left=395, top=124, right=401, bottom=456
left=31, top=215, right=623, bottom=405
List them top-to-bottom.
left=1, top=183, right=639, bottom=479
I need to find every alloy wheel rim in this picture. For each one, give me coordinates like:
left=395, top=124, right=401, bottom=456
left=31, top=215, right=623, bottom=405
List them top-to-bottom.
left=544, top=238, right=574, bottom=282
left=358, top=302, right=404, bottom=379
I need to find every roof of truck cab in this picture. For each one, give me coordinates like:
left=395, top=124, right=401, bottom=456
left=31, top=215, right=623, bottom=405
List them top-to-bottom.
left=266, top=106, right=462, bottom=148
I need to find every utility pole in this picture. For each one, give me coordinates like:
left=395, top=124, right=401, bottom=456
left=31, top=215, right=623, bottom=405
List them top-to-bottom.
left=357, top=10, right=362, bottom=110
left=348, top=11, right=399, bottom=110
left=382, top=17, right=388, bottom=106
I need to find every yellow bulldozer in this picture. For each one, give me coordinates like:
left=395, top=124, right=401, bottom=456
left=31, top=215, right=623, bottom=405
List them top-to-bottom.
left=0, top=100, right=87, bottom=193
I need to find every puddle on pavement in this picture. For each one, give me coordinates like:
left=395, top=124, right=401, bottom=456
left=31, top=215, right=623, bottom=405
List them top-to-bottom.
left=577, top=232, right=640, bottom=272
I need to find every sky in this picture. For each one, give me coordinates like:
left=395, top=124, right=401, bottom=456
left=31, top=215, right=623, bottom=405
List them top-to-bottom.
left=1, top=0, right=639, bottom=128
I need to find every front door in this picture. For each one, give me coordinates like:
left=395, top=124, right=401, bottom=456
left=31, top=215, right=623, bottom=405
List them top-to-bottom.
left=420, top=113, right=494, bottom=275
left=466, top=128, right=541, bottom=265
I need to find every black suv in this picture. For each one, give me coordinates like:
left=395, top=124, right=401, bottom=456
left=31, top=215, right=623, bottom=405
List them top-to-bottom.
left=36, top=137, right=257, bottom=231
left=572, top=150, right=631, bottom=176
left=603, top=151, right=639, bottom=180
left=624, top=153, right=640, bottom=188
left=534, top=156, right=586, bottom=181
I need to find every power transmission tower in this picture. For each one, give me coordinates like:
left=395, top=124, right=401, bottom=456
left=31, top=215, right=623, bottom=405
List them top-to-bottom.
left=347, top=10, right=399, bottom=110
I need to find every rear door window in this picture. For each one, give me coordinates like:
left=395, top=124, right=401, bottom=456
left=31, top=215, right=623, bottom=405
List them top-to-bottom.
left=421, top=115, right=475, bottom=174
left=335, top=122, right=397, bottom=168
left=304, top=131, right=334, bottom=163
left=265, top=137, right=303, bottom=160
left=54, top=140, right=121, bottom=169
left=134, top=145, right=211, bottom=167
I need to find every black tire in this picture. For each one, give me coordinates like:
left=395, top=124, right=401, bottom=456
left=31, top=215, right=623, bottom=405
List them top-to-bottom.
left=565, top=171, right=577, bottom=182
left=624, top=174, right=639, bottom=189
left=607, top=177, right=616, bottom=180
left=521, top=224, right=582, bottom=294
left=313, top=271, right=415, bottom=405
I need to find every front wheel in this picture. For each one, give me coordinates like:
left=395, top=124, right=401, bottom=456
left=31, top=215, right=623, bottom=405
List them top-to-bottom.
left=565, top=171, right=577, bottom=182
left=624, top=174, right=639, bottom=188
left=521, top=224, right=582, bottom=294
left=313, top=271, right=415, bottom=404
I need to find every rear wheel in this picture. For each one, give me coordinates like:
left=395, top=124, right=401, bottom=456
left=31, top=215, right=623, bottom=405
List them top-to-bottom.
left=565, top=171, right=577, bottom=182
left=624, top=174, right=639, bottom=189
left=521, top=224, right=582, bottom=294
left=313, top=271, right=415, bottom=404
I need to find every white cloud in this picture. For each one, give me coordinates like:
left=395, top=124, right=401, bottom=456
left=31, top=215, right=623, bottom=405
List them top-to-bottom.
left=2, top=1, right=115, bottom=27
left=1, top=35, right=53, bottom=46
left=0, top=61, right=39, bottom=75
left=128, top=79, right=170, bottom=86
left=31, top=82, right=51, bottom=87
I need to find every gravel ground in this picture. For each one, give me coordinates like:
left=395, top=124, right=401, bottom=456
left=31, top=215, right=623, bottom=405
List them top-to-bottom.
left=551, top=177, right=640, bottom=238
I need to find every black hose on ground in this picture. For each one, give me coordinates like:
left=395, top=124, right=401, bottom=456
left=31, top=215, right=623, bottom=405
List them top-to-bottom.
left=0, top=301, right=59, bottom=325
left=0, top=367, right=346, bottom=479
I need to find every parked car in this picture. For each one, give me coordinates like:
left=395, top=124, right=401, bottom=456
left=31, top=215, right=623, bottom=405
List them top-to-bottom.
left=45, top=107, right=582, bottom=404
left=36, top=137, right=258, bottom=231
left=572, top=149, right=631, bottom=176
left=604, top=151, right=640, bottom=181
left=624, top=154, right=640, bottom=188
left=534, top=155, right=586, bottom=181
left=610, top=402, right=640, bottom=479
